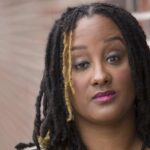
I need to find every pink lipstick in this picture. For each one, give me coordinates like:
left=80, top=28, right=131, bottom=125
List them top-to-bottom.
left=92, top=91, right=116, bottom=103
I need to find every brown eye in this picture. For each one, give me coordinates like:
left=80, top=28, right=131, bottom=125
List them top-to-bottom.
left=106, top=54, right=120, bottom=64
left=73, top=61, right=90, bottom=71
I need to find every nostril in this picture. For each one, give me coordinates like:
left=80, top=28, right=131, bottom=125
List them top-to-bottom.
left=91, top=65, right=112, bottom=87
left=91, top=73, right=111, bottom=87
left=93, top=78, right=109, bottom=86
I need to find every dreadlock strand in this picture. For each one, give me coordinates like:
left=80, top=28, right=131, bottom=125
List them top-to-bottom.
left=67, top=31, right=74, bottom=121
left=68, top=31, right=75, bottom=95
left=62, top=32, right=73, bottom=122
left=32, top=76, right=45, bottom=149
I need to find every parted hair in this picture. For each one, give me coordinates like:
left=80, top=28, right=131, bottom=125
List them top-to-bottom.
left=16, top=2, right=150, bottom=150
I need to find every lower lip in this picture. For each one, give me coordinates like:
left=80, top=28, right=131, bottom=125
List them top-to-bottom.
left=93, top=93, right=116, bottom=104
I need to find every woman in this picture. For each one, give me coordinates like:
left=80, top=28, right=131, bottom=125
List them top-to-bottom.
left=15, top=2, right=150, bottom=150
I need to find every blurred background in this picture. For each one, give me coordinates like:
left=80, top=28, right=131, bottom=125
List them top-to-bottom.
left=0, top=0, right=150, bottom=149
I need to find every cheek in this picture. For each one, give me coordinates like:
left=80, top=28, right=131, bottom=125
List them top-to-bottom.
left=114, top=66, right=135, bottom=100
left=117, top=68, right=133, bottom=85
left=117, top=69, right=132, bottom=83
left=71, top=73, right=90, bottom=104
left=71, top=76, right=87, bottom=111
left=72, top=77, right=86, bottom=94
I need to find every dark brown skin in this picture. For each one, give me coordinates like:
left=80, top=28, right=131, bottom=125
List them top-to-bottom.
left=71, top=14, right=144, bottom=150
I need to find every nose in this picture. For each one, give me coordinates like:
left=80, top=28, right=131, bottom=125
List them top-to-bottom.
left=91, top=64, right=112, bottom=87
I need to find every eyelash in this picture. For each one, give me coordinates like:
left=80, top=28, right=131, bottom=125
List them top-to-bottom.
left=73, top=54, right=121, bottom=71
left=106, top=54, right=121, bottom=64
left=73, top=61, right=90, bottom=71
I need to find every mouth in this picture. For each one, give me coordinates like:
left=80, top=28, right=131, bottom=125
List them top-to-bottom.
left=92, top=90, right=116, bottom=103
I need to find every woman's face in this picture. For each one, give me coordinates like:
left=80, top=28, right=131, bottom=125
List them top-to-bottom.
left=71, top=15, right=135, bottom=125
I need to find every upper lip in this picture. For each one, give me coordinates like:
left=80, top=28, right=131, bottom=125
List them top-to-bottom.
left=92, top=90, right=116, bottom=99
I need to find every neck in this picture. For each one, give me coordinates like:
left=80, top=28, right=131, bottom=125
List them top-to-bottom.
left=75, top=110, right=142, bottom=150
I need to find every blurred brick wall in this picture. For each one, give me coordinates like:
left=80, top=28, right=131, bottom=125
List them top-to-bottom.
left=0, top=0, right=149, bottom=149
left=0, top=1, right=56, bottom=149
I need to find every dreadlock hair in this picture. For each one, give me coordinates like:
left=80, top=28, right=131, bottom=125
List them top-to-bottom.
left=32, top=2, right=150, bottom=150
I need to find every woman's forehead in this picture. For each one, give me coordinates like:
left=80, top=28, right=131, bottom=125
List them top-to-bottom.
left=72, top=14, right=124, bottom=43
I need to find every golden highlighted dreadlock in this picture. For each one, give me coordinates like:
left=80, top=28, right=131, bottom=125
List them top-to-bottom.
left=37, top=31, right=74, bottom=149
left=62, top=31, right=75, bottom=122
left=38, top=131, right=50, bottom=149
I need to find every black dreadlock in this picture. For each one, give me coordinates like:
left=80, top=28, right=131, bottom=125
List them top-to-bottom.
left=16, top=2, right=150, bottom=150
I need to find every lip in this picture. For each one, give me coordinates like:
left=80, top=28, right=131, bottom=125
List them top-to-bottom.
left=92, top=90, right=116, bottom=103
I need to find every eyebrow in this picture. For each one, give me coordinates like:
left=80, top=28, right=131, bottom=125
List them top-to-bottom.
left=72, top=36, right=125, bottom=51
left=104, top=36, right=125, bottom=44
left=72, top=45, right=87, bottom=51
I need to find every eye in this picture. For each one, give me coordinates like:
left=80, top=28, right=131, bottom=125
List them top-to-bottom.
left=106, top=54, right=120, bottom=64
left=73, top=61, right=90, bottom=71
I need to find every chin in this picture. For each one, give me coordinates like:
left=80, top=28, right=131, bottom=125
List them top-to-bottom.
left=92, top=109, right=134, bottom=125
